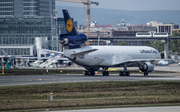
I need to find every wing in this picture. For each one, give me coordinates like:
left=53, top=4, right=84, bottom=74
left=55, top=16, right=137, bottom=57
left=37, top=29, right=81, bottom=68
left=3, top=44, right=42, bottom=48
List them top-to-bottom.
left=115, top=59, right=163, bottom=67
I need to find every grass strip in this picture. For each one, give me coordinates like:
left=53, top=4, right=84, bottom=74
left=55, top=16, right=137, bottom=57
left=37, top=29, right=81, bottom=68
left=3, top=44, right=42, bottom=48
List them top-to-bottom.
left=0, top=81, right=180, bottom=111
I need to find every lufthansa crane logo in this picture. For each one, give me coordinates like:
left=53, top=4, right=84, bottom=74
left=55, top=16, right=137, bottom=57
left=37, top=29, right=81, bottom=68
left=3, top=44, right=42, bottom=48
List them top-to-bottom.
left=66, top=18, right=73, bottom=33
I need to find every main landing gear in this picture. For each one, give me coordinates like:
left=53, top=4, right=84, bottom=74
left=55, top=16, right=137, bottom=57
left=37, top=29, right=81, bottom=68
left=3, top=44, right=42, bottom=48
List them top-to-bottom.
left=119, top=63, right=130, bottom=76
left=84, top=67, right=110, bottom=76
left=102, top=67, right=109, bottom=76
left=84, top=70, right=95, bottom=76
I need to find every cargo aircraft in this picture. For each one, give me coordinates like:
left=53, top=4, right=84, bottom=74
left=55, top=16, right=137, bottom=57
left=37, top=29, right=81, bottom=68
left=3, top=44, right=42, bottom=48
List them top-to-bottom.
left=59, top=10, right=161, bottom=76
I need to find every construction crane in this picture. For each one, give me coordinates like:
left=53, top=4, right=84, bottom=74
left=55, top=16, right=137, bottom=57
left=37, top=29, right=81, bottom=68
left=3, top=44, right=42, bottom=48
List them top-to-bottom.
left=56, top=0, right=99, bottom=37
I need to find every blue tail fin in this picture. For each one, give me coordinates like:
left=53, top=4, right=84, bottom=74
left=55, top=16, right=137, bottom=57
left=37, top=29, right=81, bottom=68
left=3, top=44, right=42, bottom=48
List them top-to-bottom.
left=60, top=10, right=88, bottom=49
left=62, top=10, right=78, bottom=36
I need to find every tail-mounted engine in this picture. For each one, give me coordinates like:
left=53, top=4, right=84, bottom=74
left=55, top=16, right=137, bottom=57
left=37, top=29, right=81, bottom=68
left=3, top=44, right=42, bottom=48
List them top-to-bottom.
left=59, top=10, right=88, bottom=49
left=59, top=33, right=88, bottom=49
left=139, top=62, right=154, bottom=72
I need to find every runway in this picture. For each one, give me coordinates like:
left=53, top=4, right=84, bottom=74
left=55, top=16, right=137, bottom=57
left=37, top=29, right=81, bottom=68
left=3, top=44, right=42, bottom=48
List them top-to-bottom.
left=0, top=64, right=180, bottom=87
left=0, top=73, right=180, bottom=87
left=49, top=106, right=180, bottom=112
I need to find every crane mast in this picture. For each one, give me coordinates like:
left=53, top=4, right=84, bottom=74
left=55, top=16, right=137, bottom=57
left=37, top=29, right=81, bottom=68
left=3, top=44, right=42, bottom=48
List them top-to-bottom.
left=56, top=0, right=99, bottom=37
left=86, top=1, right=90, bottom=37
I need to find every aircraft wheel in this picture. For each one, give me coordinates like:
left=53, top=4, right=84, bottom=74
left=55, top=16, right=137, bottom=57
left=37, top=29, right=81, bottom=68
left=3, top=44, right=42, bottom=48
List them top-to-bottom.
left=84, top=71, right=88, bottom=76
left=90, top=71, right=95, bottom=76
left=103, top=71, right=106, bottom=76
left=103, top=71, right=109, bottom=76
left=106, top=71, right=109, bottom=76
left=119, top=71, right=123, bottom=76
left=121, top=72, right=126, bottom=76
left=126, top=72, right=130, bottom=76
left=144, top=73, right=148, bottom=76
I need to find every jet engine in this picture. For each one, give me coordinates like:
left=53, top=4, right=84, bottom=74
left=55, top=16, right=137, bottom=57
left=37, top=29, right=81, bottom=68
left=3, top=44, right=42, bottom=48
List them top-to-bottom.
left=59, top=33, right=88, bottom=49
left=139, top=62, right=154, bottom=72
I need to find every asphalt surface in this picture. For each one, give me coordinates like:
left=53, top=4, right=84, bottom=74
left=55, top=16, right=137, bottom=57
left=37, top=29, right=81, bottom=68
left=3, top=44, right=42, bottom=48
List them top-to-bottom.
left=1, top=64, right=180, bottom=87
left=1, top=73, right=180, bottom=87
left=44, top=106, right=180, bottom=112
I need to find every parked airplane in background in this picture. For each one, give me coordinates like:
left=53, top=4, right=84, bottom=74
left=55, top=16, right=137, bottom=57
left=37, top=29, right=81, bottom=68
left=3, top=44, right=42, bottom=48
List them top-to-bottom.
left=59, top=10, right=161, bottom=76
left=1, top=49, right=68, bottom=60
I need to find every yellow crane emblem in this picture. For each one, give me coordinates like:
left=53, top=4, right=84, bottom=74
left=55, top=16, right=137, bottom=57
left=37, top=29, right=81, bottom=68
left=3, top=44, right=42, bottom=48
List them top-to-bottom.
left=66, top=18, right=73, bottom=33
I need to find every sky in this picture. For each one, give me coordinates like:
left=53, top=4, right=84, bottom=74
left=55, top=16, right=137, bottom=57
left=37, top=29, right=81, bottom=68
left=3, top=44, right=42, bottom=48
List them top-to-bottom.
left=56, top=0, right=180, bottom=11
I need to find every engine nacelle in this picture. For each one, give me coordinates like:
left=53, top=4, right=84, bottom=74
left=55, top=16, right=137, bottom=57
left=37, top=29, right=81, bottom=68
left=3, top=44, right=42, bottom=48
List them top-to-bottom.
left=59, top=33, right=88, bottom=49
left=139, top=62, right=154, bottom=72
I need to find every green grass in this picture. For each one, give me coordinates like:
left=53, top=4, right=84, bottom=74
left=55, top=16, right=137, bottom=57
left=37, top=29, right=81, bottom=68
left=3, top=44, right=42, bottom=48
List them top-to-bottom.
left=0, top=81, right=180, bottom=111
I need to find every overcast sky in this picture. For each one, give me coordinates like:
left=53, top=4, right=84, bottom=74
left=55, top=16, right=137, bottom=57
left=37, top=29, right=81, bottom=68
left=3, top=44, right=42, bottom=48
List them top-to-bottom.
left=56, top=0, right=180, bottom=10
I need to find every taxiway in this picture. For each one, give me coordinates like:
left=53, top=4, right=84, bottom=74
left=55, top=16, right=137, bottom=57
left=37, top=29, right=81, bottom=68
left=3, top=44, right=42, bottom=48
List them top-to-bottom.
left=0, top=73, right=180, bottom=87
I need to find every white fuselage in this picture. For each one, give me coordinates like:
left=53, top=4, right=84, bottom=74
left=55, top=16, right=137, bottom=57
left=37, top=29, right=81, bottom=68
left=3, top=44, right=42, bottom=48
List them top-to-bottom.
left=64, top=46, right=161, bottom=68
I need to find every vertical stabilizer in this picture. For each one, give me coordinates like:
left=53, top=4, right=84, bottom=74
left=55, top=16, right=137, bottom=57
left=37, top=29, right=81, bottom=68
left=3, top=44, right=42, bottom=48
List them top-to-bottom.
left=62, top=10, right=78, bottom=36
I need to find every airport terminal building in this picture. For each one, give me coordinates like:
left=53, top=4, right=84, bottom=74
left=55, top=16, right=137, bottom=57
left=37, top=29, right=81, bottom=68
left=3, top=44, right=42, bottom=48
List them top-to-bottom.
left=0, top=0, right=57, bottom=56
left=0, top=0, right=55, bottom=17
left=0, top=16, right=53, bottom=56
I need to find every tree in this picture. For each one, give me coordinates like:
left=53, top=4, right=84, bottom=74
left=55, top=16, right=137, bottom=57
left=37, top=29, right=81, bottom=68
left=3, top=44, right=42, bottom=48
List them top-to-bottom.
left=169, top=32, right=180, bottom=52
left=172, top=32, right=180, bottom=36
left=169, top=39, right=180, bottom=52
left=118, top=41, right=127, bottom=46
left=143, top=41, right=164, bottom=52
left=143, top=41, right=153, bottom=47
left=152, top=41, right=164, bottom=52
